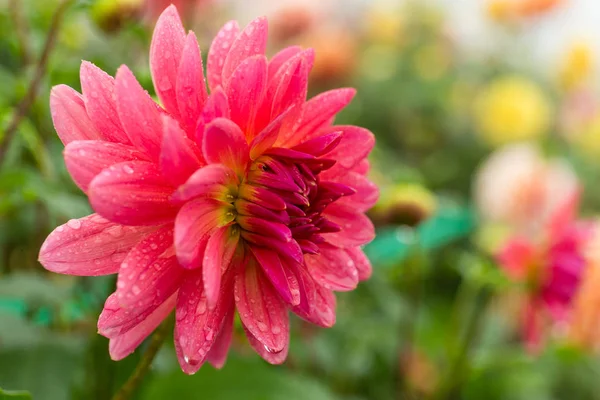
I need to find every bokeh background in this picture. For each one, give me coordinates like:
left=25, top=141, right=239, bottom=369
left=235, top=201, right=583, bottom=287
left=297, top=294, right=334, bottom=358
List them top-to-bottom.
left=3, top=0, right=600, bottom=399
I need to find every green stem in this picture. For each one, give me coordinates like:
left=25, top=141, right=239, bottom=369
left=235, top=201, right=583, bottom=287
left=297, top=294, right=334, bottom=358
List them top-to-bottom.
left=0, top=0, right=73, bottom=161
left=111, top=321, right=170, bottom=400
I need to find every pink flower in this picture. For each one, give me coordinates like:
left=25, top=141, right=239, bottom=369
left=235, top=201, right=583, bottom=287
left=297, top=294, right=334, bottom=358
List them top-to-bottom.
left=39, top=5, right=377, bottom=373
left=497, top=191, right=595, bottom=352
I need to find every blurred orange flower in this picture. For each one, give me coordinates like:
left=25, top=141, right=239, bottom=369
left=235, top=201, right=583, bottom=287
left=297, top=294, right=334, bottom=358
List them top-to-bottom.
left=488, top=0, right=564, bottom=21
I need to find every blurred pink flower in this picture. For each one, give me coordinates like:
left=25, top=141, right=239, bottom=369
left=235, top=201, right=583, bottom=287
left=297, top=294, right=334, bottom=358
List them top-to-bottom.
left=39, top=6, right=377, bottom=373
left=497, top=192, right=596, bottom=352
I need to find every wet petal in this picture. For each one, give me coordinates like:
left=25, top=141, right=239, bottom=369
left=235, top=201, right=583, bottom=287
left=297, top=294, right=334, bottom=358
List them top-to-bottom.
left=150, top=4, right=186, bottom=118
left=221, top=17, right=268, bottom=85
left=206, top=21, right=240, bottom=91
left=177, top=32, right=208, bottom=132
left=267, top=45, right=302, bottom=81
left=50, top=85, right=103, bottom=145
left=160, top=114, right=203, bottom=187
left=202, top=117, right=249, bottom=174
left=64, top=140, right=148, bottom=191
left=88, top=161, right=178, bottom=226
left=172, top=164, right=238, bottom=203
left=323, top=204, right=375, bottom=248
left=38, top=214, right=154, bottom=276
left=203, top=225, right=240, bottom=309
left=306, top=244, right=358, bottom=291
left=251, top=247, right=300, bottom=306
left=345, top=247, right=372, bottom=281
left=206, top=307, right=235, bottom=369
left=243, top=324, right=288, bottom=365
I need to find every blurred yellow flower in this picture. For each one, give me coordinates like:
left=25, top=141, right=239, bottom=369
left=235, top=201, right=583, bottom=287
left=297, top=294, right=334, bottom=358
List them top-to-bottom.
left=91, top=0, right=144, bottom=33
left=487, top=0, right=564, bottom=22
left=365, top=5, right=404, bottom=45
left=558, top=40, right=595, bottom=92
left=413, top=42, right=451, bottom=82
left=474, top=76, right=551, bottom=146
left=572, top=114, right=600, bottom=159
left=372, top=184, right=437, bottom=227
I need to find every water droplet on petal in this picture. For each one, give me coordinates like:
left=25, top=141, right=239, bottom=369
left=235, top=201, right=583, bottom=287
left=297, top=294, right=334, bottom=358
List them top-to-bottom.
left=123, top=164, right=134, bottom=174
left=67, top=219, right=81, bottom=229
left=150, top=243, right=158, bottom=250
left=132, top=285, right=141, bottom=295
left=196, top=299, right=207, bottom=314
left=257, top=322, right=267, bottom=332
left=271, top=325, right=281, bottom=334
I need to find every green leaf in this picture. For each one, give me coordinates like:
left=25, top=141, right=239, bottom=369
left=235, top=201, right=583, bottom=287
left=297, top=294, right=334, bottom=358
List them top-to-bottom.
left=365, top=202, right=476, bottom=267
left=142, top=355, right=339, bottom=400
left=0, top=388, right=32, bottom=400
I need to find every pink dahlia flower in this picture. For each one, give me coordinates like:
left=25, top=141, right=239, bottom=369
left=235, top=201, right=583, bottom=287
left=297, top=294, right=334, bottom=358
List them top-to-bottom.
left=39, top=5, right=377, bottom=373
left=497, top=191, right=595, bottom=352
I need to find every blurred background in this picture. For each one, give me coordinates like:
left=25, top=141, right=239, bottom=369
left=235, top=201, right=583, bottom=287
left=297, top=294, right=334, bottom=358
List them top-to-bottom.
left=3, top=0, right=600, bottom=399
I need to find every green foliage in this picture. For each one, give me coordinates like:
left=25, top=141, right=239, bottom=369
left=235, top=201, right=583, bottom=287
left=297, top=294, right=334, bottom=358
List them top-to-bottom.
left=0, top=388, right=32, bottom=400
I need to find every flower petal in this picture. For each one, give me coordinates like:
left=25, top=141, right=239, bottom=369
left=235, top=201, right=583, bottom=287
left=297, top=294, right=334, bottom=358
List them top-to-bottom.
left=150, top=4, right=186, bottom=118
left=221, top=17, right=268, bottom=85
left=207, top=20, right=240, bottom=91
left=177, top=32, right=208, bottom=132
left=267, top=45, right=302, bottom=81
left=226, top=55, right=267, bottom=138
left=79, top=62, right=130, bottom=144
left=115, top=65, right=163, bottom=160
left=50, top=85, right=103, bottom=145
left=194, top=87, right=230, bottom=148
left=286, top=88, right=356, bottom=146
left=249, top=106, right=293, bottom=160
left=160, top=114, right=203, bottom=187
left=202, top=117, right=249, bottom=174
left=320, top=125, right=375, bottom=170
left=64, top=140, right=148, bottom=191
left=88, top=161, right=178, bottom=226
left=172, top=163, right=238, bottom=203
left=324, top=170, right=378, bottom=212
left=174, top=198, right=234, bottom=269
left=323, top=204, right=375, bottom=248
left=38, top=214, right=153, bottom=276
left=203, top=225, right=240, bottom=309
left=116, top=226, right=184, bottom=309
left=306, top=244, right=358, bottom=291
left=251, top=247, right=300, bottom=306
left=345, top=247, right=372, bottom=281
left=234, top=258, right=289, bottom=352
left=292, top=267, right=336, bottom=328
left=175, top=268, right=235, bottom=374
left=99, top=291, right=167, bottom=338
left=108, top=293, right=176, bottom=360
left=206, top=307, right=235, bottom=369
left=243, top=324, right=289, bottom=365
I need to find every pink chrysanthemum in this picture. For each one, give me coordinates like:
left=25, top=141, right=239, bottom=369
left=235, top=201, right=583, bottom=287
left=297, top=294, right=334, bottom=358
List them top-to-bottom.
left=39, top=5, right=377, bottom=373
left=497, top=191, right=595, bottom=352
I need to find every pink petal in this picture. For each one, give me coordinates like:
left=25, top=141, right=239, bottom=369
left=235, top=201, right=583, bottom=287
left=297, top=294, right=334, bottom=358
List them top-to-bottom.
left=150, top=4, right=186, bottom=118
left=221, top=17, right=268, bottom=85
left=207, top=20, right=240, bottom=91
left=177, top=32, right=208, bottom=132
left=267, top=45, right=302, bottom=81
left=226, top=55, right=267, bottom=138
left=79, top=62, right=130, bottom=144
left=115, top=65, right=164, bottom=160
left=50, top=85, right=103, bottom=145
left=194, top=87, right=230, bottom=148
left=286, top=88, right=356, bottom=146
left=249, top=106, right=293, bottom=160
left=160, top=115, right=203, bottom=187
left=202, top=118, right=249, bottom=174
left=320, top=125, right=375, bottom=170
left=292, top=131, right=342, bottom=157
left=64, top=140, right=148, bottom=191
left=88, top=161, right=178, bottom=226
left=172, top=163, right=238, bottom=203
left=326, top=171, right=379, bottom=212
left=238, top=184, right=287, bottom=211
left=174, top=198, right=234, bottom=269
left=323, top=204, right=375, bottom=248
left=38, top=214, right=153, bottom=276
left=237, top=216, right=292, bottom=242
left=203, top=225, right=240, bottom=309
left=116, top=226, right=184, bottom=309
left=241, top=232, right=303, bottom=265
left=305, top=244, right=358, bottom=291
left=251, top=247, right=300, bottom=306
left=346, top=247, right=372, bottom=281
left=234, top=259, right=289, bottom=352
left=175, top=268, right=235, bottom=374
left=292, top=269, right=336, bottom=328
left=99, top=291, right=166, bottom=338
left=109, top=293, right=176, bottom=360
left=206, top=306, right=235, bottom=369
left=243, top=324, right=288, bottom=365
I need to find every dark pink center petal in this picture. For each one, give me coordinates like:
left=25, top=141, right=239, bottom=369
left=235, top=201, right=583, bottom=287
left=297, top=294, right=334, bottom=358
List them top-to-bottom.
left=150, top=4, right=186, bottom=118
left=177, top=32, right=208, bottom=133
left=49, top=85, right=103, bottom=145
left=160, top=114, right=203, bottom=187
left=202, top=117, right=250, bottom=176
left=64, top=140, right=148, bottom=192
left=88, top=161, right=179, bottom=226
left=174, top=198, right=235, bottom=269
left=38, top=214, right=154, bottom=276
left=235, top=258, right=289, bottom=352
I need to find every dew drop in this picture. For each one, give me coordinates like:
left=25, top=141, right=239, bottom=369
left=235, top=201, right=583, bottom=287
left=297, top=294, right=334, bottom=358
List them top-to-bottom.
left=158, top=76, right=172, bottom=91
left=123, top=164, right=134, bottom=174
left=67, top=219, right=81, bottom=229
left=150, top=243, right=158, bottom=250
left=132, top=285, right=141, bottom=295
left=196, top=299, right=207, bottom=314
left=257, top=321, right=267, bottom=332
left=271, top=325, right=281, bottom=334
left=205, top=329, right=214, bottom=341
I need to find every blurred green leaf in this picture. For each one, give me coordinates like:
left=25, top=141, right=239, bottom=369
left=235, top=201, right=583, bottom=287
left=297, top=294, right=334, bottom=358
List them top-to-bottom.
left=143, top=355, right=339, bottom=400
left=0, top=387, right=32, bottom=400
